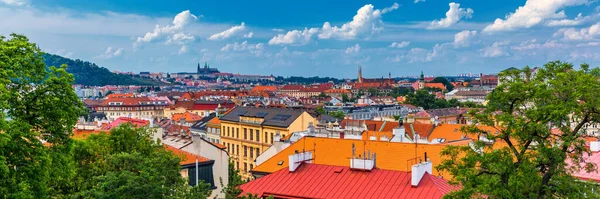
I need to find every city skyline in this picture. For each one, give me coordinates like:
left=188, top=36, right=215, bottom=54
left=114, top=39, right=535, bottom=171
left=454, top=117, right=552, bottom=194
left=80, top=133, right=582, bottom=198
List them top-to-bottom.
left=1, top=0, right=600, bottom=77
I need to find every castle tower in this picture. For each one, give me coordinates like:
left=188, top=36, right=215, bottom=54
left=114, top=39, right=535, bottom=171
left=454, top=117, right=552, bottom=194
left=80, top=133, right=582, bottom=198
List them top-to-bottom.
left=197, top=63, right=201, bottom=74
left=357, top=65, right=363, bottom=83
left=418, top=71, right=425, bottom=90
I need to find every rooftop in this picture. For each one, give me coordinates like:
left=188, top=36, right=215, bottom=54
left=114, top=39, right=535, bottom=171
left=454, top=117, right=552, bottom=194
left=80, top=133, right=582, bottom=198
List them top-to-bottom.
left=220, top=107, right=305, bottom=128
left=242, top=163, right=456, bottom=199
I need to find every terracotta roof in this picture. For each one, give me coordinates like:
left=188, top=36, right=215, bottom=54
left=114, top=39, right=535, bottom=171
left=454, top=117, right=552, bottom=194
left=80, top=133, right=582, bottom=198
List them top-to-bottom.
left=425, top=83, right=447, bottom=90
left=280, top=84, right=304, bottom=91
left=252, top=86, right=277, bottom=92
left=324, top=89, right=351, bottom=93
left=106, top=93, right=134, bottom=99
left=416, top=108, right=469, bottom=118
left=172, top=111, right=203, bottom=123
left=100, top=117, right=150, bottom=131
left=207, top=117, right=221, bottom=125
left=404, top=123, right=435, bottom=139
left=428, top=124, right=499, bottom=142
left=72, top=129, right=104, bottom=139
left=252, top=137, right=452, bottom=178
left=164, top=145, right=211, bottom=165
left=242, top=164, right=457, bottom=199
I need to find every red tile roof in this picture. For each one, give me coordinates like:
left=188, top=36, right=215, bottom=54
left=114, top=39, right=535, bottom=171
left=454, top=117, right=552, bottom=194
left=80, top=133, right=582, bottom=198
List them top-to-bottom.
left=252, top=86, right=277, bottom=92
left=171, top=111, right=203, bottom=123
left=100, top=117, right=150, bottom=131
left=241, top=163, right=456, bottom=199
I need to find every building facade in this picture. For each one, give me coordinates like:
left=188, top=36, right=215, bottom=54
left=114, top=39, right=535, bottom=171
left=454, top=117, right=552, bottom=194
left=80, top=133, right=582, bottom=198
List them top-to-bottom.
left=95, top=96, right=170, bottom=121
left=219, top=107, right=316, bottom=180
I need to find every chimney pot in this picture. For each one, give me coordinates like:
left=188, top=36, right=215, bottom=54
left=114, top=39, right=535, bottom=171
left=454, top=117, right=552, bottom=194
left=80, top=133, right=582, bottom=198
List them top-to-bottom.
left=411, top=161, right=432, bottom=187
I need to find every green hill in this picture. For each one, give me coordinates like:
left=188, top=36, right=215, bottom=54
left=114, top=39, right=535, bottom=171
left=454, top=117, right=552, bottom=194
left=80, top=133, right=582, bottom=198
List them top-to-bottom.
left=43, top=54, right=163, bottom=86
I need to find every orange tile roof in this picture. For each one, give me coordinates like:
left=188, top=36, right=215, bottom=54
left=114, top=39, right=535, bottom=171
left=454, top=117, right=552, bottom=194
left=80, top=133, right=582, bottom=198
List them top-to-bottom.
left=425, top=83, right=447, bottom=90
left=252, top=86, right=277, bottom=92
left=106, top=93, right=135, bottom=99
left=171, top=111, right=203, bottom=123
left=207, top=117, right=221, bottom=125
left=428, top=124, right=500, bottom=142
left=72, top=129, right=105, bottom=140
left=361, top=130, right=393, bottom=141
left=252, top=137, right=451, bottom=178
left=164, top=145, right=211, bottom=165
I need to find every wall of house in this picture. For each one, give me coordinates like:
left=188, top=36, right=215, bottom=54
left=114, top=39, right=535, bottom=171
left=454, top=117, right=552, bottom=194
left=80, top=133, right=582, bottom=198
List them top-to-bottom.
left=187, top=136, right=229, bottom=199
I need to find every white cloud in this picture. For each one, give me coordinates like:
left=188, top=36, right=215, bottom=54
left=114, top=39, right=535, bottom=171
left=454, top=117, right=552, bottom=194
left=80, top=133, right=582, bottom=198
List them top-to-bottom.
left=1, top=0, right=27, bottom=6
left=414, top=0, right=425, bottom=3
left=483, top=0, right=589, bottom=33
left=428, top=2, right=473, bottom=29
left=318, top=3, right=399, bottom=40
left=134, top=10, right=198, bottom=47
left=545, top=13, right=599, bottom=27
left=207, top=22, right=246, bottom=40
left=555, top=22, right=600, bottom=40
left=268, top=27, right=319, bottom=45
left=272, top=28, right=285, bottom=32
left=453, top=30, right=477, bottom=48
left=166, top=32, right=194, bottom=45
left=244, top=32, right=254, bottom=38
left=511, top=39, right=565, bottom=51
left=221, top=41, right=264, bottom=52
left=389, top=41, right=410, bottom=48
left=481, top=41, right=510, bottom=57
left=576, top=41, right=600, bottom=47
left=345, top=44, right=361, bottom=54
left=178, top=45, right=188, bottom=54
left=96, top=47, right=124, bottom=59
left=393, top=48, right=429, bottom=63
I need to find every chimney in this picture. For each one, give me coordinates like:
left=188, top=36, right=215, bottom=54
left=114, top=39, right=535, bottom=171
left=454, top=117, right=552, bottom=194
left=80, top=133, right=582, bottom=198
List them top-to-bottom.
left=392, top=125, right=406, bottom=142
left=273, top=132, right=282, bottom=142
left=591, top=141, right=600, bottom=152
left=288, top=151, right=313, bottom=172
left=411, top=160, right=433, bottom=187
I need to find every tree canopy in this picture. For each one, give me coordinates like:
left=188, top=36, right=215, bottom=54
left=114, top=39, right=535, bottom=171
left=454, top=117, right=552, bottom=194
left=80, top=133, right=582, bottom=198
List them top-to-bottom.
left=43, top=54, right=162, bottom=86
left=437, top=61, right=600, bottom=198
left=432, top=77, right=454, bottom=91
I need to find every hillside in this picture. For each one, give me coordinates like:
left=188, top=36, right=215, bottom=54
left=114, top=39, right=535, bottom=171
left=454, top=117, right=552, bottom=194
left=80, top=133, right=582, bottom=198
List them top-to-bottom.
left=43, top=54, right=163, bottom=86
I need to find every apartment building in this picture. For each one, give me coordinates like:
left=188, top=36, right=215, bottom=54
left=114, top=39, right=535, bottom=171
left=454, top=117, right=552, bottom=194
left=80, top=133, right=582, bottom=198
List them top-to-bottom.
left=95, top=96, right=170, bottom=121
left=219, top=107, right=316, bottom=180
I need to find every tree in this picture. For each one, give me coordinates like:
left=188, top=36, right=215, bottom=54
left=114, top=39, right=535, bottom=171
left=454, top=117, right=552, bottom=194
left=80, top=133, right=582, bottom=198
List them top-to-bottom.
left=0, top=34, right=84, bottom=198
left=437, top=61, right=600, bottom=198
left=432, top=77, right=454, bottom=91
left=367, top=87, right=379, bottom=96
left=390, top=87, right=413, bottom=98
left=406, top=90, right=449, bottom=109
left=317, top=92, right=328, bottom=97
left=341, top=93, right=350, bottom=103
left=315, top=106, right=326, bottom=115
left=329, top=111, right=346, bottom=120
left=70, top=124, right=211, bottom=198
left=221, top=161, right=245, bottom=199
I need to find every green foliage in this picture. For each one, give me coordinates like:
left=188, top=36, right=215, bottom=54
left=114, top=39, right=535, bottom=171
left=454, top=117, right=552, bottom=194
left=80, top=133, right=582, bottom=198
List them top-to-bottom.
left=0, top=34, right=84, bottom=198
left=42, top=54, right=162, bottom=86
left=437, top=61, right=600, bottom=198
left=432, top=77, right=454, bottom=91
left=367, top=87, right=380, bottom=96
left=390, top=87, right=413, bottom=98
left=406, top=90, right=451, bottom=109
left=317, top=92, right=328, bottom=97
left=341, top=93, right=350, bottom=103
left=315, top=106, right=326, bottom=115
left=329, top=111, right=346, bottom=120
left=221, top=161, right=245, bottom=199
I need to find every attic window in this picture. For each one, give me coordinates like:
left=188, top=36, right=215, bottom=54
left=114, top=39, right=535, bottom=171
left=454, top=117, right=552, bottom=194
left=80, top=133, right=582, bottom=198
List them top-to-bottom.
left=277, top=160, right=284, bottom=166
left=333, top=168, right=343, bottom=173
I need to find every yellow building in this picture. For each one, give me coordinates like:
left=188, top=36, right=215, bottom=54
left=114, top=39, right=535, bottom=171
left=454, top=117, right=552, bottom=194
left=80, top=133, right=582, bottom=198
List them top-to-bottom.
left=219, top=107, right=316, bottom=180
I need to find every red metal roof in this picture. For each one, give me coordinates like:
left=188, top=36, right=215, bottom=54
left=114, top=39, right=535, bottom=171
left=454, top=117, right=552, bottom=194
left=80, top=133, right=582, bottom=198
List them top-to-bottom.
left=100, top=117, right=150, bottom=131
left=240, top=163, right=456, bottom=199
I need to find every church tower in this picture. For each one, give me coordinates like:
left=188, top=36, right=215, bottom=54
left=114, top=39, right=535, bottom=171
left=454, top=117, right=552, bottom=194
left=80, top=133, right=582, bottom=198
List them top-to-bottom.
left=197, top=63, right=201, bottom=74
left=357, top=65, right=363, bottom=83
left=418, top=71, right=425, bottom=90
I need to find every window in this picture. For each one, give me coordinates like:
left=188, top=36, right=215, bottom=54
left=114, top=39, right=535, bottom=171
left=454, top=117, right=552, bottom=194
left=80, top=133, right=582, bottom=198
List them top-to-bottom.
left=236, top=128, right=239, bottom=138
left=244, top=128, right=247, bottom=139
left=250, top=129, right=254, bottom=141
left=256, top=130, right=260, bottom=142
left=264, top=133, right=268, bottom=144
left=271, top=133, right=274, bottom=144
left=236, top=145, right=239, bottom=155
left=244, top=146, right=247, bottom=157
left=249, top=147, right=253, bottom=158
left=256, top=148, right=259, bottom=157
left=237, top=162, right=240, bottom=170
left=244, top=163, right=247, bottom=172
left=250, top=164, right=254, bottom=171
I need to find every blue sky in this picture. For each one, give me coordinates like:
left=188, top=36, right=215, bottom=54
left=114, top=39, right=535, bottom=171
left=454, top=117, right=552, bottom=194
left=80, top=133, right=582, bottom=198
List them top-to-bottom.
left=1, top=0, right=600, bottom=78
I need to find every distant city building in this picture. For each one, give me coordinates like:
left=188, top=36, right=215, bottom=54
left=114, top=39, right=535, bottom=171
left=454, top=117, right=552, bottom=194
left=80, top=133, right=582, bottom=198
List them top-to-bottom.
left=171, top=62, right=220, bottom=79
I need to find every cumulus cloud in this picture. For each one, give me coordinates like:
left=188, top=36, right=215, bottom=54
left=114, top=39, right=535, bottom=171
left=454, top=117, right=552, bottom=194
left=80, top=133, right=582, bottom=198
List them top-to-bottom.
left=1, top=0, right=27, bottom=6
left=414, top=0, right=425, bottom=3
left=483, top=0, right=589, bottom=33
left=428, top=2, right=473, bottom=29
left=318, top=3, right=399, bottom=40
left=134, top=10, right=198, bottom=47
left=545, top=13, right=599, bottom=27
left=208, top=22, right=246, bottom=40
left=555, top=22, right=600, bottom=40
left=268, top=28, right=319, bottom=45
left=453, top=30, right=477, bottom=48
left=165, top=32, right=194, bottom=45
left=244, top=32, right=254, bottom=38
left=511, top=39, right=565, bottom=51
left=221, top=41, right=264, bottom=52
left=389, top=41, right=410, bottom=48
left=481, top=41, right=510, bottom=57
left=576, top=42, right=600, bottom=47
left=345, top=44, right=361, bottom=54
left=178, top=45, right=188, bottom=54
left=96, top=47, right=124, bottom=59
left=392, top=48, right=429, bottom=63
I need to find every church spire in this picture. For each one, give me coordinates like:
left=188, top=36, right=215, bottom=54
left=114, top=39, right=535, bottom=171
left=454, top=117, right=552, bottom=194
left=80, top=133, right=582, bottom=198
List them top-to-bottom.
left=197, top=63, right=201, bottom=73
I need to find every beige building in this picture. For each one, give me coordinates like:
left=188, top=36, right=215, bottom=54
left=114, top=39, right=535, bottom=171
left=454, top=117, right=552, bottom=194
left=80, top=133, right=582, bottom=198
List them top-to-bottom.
left=95, top=97, right=170, bottom=121
left=219, top=107, right=316, bottom=180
